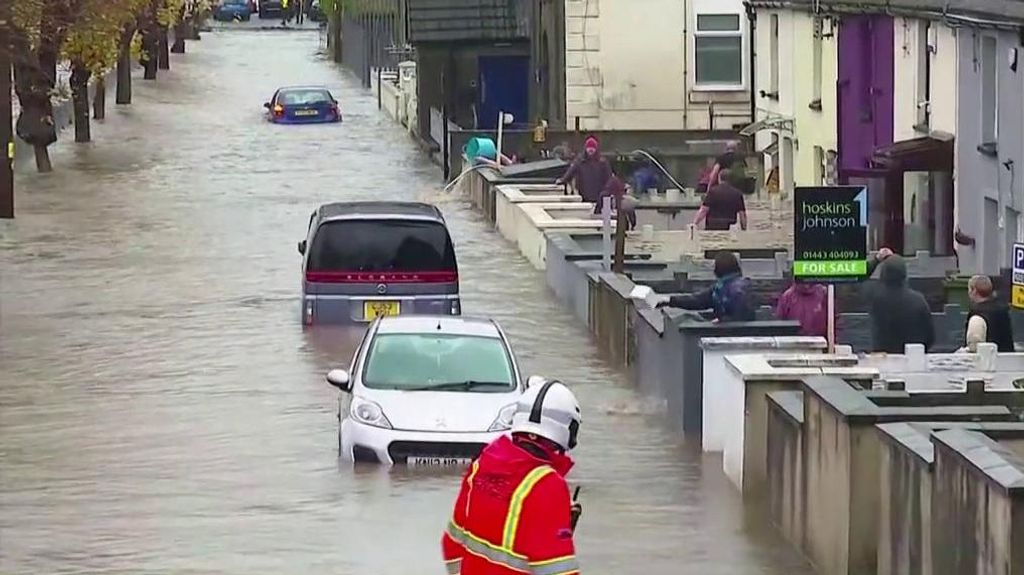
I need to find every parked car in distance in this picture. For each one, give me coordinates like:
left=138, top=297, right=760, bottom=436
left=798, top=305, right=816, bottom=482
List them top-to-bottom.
left=213, top=0, right=252, bottom=20
left=258, top=0, right=283, bottom=18
left=264, top=86, right=341, bottom=124
left=298, top=201, right=461, bottom=325
left=327, top=315, right=541, bottom=465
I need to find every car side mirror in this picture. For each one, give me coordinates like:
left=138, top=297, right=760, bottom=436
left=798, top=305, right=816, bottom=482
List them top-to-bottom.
left=263, top=102, right=272, bottom=109
left=298, top=240, right=306, bottom=255
left=327, top=369, right=351, bottom=391
left=526, top=375, right=546, bottom=389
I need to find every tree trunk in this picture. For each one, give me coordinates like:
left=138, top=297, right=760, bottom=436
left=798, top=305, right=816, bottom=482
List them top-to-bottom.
left=171, top=23, right=187, bottom=53
left=142, top=26, right=159, bottom=80
left=116, top=27, right=134, bottom=103
left=158, top=27, right=171, bottom=70
left=1, top=49, right=14, bottom=218
left=12, top=58, right=58, bottom=174
left=70, top=63, right=91, bottom=143
left=93, top=76, right=106, bottom=119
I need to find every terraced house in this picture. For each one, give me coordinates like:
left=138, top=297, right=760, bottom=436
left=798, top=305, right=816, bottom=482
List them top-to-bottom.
left=745, top=0, right=1024, bottom=275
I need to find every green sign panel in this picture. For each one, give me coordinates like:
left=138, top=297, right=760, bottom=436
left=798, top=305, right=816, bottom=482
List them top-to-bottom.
left=793, top=186, right=869, bottom=283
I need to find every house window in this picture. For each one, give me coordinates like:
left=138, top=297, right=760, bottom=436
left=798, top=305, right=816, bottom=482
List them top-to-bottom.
left=694, top=13, right=744, bottom=87
left=768, top=14, right=780, bottom=97
left=811, top=17, right=823, bottom=108
left=914, top=20, right=931, bottom=131
left=981, top=35, right=998, bottom=145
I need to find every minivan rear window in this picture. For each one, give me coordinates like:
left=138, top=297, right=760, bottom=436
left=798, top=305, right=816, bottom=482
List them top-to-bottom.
left=308, top=219, right=457, bottom=272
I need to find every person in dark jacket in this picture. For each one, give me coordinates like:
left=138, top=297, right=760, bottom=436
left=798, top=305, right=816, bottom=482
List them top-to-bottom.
left=556, top=135, right=612, bottom=204
left=865, top=249, right=936, bottom=353
left=656, top=252, right=756, bottom=322
left=963, top=274, right=1015, bottom=352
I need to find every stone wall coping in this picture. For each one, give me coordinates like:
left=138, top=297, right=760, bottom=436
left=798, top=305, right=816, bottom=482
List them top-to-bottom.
left=495, top=184, right=581, bottom=203
left=633, top=198, right=703, bottom=210
left=519, top=203, right=613, bottom=230
left=636, top=307, right=665, bottom=336
left=673, top=319, right=801, bottom=334
left=699, top=335, right=828, bottom=350
left=726, top=354, right=877, bottom=381
left=803, top=376, right=1016, bottom=424
left=767, top=390, right=805, bottom=424
left=879, top=421, right=1024, bottom=466
left=932, top=428, right=1024, bottom=492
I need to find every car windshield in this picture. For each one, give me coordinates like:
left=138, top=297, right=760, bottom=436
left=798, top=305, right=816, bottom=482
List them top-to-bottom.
left=278, top=89, right=332, bottom=106
left=308, top=219, right=457, bottom=273
left=362, top=333, right=515, bottom=391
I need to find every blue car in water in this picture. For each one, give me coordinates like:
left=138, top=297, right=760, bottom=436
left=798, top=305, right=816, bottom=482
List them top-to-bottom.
left=213, top=0, right=252, bottom=21
left=264, top=86, right=342, bottom=124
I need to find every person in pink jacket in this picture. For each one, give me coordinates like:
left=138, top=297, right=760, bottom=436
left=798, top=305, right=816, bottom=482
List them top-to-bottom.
left=775, top=282, right=830, bottom=338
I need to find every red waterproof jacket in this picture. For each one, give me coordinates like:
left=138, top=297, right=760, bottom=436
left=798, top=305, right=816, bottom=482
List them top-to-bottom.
left=442, top=434, right=580, bottom=575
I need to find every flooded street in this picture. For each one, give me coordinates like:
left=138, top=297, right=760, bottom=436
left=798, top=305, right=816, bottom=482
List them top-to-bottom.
left=0, top=30, right=811, bottom=574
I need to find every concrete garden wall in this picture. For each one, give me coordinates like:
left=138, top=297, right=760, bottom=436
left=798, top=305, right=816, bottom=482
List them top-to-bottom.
left=787, top=376, right=1019, bottom=575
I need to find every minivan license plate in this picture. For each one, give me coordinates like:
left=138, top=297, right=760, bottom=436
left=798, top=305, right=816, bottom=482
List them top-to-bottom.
left=364, top=300, right=400, bottom=320
left=409, top=456, right=471, bottom=467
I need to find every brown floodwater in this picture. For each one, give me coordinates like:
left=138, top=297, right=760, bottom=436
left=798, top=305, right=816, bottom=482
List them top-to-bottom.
left=0, top=27, right=813, bottom=575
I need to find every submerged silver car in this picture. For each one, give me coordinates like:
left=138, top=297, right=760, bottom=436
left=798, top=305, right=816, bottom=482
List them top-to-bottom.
left=298, top=201, right=461, bottom=325
left=326, top=315, right=537, bottom=465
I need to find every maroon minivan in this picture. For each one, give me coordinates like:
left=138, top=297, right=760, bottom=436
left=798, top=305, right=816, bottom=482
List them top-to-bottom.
left=298, top=202, right=461, bottom=325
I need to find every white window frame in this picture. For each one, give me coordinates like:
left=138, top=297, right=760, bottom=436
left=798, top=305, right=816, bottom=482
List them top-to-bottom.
left=690, top=0, right=748, bottom=92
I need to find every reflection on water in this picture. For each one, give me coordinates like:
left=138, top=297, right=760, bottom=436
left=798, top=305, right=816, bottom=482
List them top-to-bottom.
left=0, top=30, right=811, bottom=574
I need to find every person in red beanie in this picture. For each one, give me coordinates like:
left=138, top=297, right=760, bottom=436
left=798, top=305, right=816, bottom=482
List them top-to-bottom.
left=556, top=135, right=612, bottom=204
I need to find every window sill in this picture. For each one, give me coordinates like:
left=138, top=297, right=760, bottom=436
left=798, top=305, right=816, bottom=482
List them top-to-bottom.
left=692, top=83, right=747, bottom=93
left=808, top=99, right=822, bottom=112
left=977, top=142, right=998, bottom=158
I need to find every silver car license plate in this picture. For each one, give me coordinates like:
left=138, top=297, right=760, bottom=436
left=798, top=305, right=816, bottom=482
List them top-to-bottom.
left=408, top=456, right=471, bottom=467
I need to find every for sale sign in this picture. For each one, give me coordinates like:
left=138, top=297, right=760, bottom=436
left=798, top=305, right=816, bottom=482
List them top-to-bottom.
left=793, top=186, right=869, bottom=283
left=1012, top=243, right=1024, bottom=309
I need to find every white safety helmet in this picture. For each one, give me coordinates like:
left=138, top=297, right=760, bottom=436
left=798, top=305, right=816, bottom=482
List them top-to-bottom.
left=511, top=379, right=582, bottom=451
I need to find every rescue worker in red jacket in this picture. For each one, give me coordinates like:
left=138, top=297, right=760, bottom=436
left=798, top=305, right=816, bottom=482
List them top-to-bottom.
left=442, top=379, right=583, bottom=575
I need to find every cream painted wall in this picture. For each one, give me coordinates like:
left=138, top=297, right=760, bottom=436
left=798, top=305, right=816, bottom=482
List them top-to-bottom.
left=564, top=0, right=751, bottom=131
left=753, top=9, right=838, bottom=192
left=891, top=18, right=959, bottom=255
left=892, top=18, right=958, bottom=140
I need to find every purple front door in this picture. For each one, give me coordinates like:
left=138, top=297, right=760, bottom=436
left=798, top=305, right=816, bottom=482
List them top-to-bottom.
left=837, top=15, right=896, bottom=247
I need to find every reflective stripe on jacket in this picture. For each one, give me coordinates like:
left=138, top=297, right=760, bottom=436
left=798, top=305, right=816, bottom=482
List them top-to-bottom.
left=442, top=435, right=579, bottom=575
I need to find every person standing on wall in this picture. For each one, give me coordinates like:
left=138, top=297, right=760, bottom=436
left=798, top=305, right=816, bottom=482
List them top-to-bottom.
left=555, top=135, right=612, bottom=205
left=706, top=141, right=739, bottom=188
left=692, top=169, right=747, bottom=231
left=865, top=248, right=936, bottom=353
left=656, top=252, right=756, bottom=323
left=961, top=274, right=1015, bottom=352
left=775, top=281, right=830, bottom=338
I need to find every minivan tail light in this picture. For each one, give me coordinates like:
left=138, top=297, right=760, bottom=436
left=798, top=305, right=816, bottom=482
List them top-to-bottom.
left=305, top=271, right=458, bottom=284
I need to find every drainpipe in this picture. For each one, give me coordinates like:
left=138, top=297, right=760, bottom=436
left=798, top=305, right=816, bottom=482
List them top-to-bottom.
left=683, top=0, right=689, bottom=128
left=746, top=3, right=757, bottom=127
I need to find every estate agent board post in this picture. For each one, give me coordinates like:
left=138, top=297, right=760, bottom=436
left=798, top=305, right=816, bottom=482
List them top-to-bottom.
left=793, top=186, right=870, bottom=351
left=1012, top=243, right=1024, bottom=310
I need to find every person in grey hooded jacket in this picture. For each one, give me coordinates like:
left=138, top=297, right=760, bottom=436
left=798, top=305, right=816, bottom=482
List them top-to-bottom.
left=865, top=249, right=935, bottom=353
